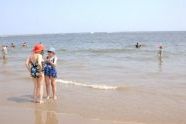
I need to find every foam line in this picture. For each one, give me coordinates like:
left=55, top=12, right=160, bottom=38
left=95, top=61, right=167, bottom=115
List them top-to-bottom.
left=56, top=79, right=118, bottom=90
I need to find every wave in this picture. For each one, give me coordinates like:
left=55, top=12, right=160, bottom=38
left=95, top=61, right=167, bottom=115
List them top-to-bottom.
left=57, top=47, right=162, bottom=55
left=68, top=48, right=186, bottom=57
left=70, top=48, right=138, bottom=54
left=56, top=79, right=120, bottom=90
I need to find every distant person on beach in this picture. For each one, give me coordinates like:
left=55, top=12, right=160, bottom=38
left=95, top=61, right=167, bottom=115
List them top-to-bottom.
left=135, top=42, right=142, bottom=48
left=25, top=43, right=45, bottom=103
left=1, top=45, right=8, bottom=59
left=158, top=45, right=163, bottom=57
left=44, top=47, right=58, bottom=100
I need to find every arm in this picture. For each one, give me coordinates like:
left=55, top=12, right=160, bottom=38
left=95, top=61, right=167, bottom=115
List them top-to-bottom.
left=25, top=56, right=31, bottom=72
left=47, top=56, right=57, bottom=67
left=53, top=57, right=57, bottom=67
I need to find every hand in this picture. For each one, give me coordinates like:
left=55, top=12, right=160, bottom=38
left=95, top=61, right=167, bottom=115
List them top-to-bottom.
left=45, top=59, right=50, bottom=63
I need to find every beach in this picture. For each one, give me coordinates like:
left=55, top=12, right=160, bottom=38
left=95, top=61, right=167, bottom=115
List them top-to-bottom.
left=0, top=31, right=186, bottom=124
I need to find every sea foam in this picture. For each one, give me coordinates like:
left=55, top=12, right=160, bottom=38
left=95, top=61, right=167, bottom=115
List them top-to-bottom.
left=56, top=79, right=118, bottom=90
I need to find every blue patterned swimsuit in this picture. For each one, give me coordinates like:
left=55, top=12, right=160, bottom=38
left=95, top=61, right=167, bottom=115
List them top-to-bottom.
left=44, top=56, right=57, bottom=78
left=30, top=59, right=44, bottom=78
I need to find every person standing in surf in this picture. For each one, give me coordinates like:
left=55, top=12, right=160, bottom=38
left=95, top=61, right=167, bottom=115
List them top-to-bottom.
left=25, top=43, right=45, bottom=103
left=1, top=45, right=8, bottom=60
left=158, top=45, right=163, bottom=57
left=44, top=47, right=58, bottom=100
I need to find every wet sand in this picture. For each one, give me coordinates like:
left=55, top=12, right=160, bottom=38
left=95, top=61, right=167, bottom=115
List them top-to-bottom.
left=0, top=64, right=144, bottom=124
left=1, top=70, right=186, bottom=124
left=0, top=77, right=143, bottom=124
left=0, top=107, right=145, bottom=124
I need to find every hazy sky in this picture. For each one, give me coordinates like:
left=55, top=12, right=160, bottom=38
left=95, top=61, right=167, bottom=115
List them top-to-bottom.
left=0, top=0, right=186, bottom=35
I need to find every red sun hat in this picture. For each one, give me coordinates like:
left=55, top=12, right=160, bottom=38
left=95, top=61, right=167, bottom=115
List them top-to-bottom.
left=32, top=43, right=44, bottom=53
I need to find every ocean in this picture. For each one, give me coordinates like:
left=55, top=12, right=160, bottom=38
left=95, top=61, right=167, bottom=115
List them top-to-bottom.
left=0, top=31, right=186, bottom=124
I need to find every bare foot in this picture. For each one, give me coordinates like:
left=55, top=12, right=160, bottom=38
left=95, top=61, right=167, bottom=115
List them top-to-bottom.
left=46, top=96, right=50, bottom=100
left=53, top=96, right=57, bottom=100
left=33, top=98, right=37, bottom=103
left=36, top=100, right=44, bottom=104
left=39, top=100, right=44, bottom=104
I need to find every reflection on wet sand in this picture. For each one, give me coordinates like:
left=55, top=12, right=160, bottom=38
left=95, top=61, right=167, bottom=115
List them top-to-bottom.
left=158, top=56, right=163, bottom=72
left=2, top=58, right=8, bottom=64
left=35, top=109, right=58, bottom=124
left=35, top=110, right=44, bottom=124
left=46, top=111, right=58, bottom=124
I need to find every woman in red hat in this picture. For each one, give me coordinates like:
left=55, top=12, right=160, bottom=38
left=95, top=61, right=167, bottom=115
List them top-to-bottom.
left=25, top=43, right=45, bottom=103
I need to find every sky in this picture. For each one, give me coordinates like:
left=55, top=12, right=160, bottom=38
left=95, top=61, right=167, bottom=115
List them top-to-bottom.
left=0, top=0, right=186, bottom=35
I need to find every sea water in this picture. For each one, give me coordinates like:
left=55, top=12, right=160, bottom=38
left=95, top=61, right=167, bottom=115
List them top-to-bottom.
left=0, top=31, right=186, bottom=123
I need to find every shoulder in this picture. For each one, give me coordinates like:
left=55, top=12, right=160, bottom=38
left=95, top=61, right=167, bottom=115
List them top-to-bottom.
left=37, top=54, right=44, bottom=60
left=37, top=54, right=43, bottom=58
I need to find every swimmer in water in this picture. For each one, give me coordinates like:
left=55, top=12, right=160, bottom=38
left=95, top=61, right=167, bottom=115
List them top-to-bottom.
left=22, top=42, right=28, bottom=47
left=135, top=42, right=142, bottom=48
left=11, top=43, right=16, bottom=48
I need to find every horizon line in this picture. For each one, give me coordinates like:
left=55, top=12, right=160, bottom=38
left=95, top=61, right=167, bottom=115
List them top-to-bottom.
left=0, top=30, right=186, bottom=37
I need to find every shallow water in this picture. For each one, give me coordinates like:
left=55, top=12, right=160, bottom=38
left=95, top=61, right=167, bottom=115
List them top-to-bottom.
left=0, top=31, right=186, bottom=123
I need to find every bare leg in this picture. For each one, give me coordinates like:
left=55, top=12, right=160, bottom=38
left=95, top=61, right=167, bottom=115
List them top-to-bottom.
left=3, top=55, right=5, bottom=60
left=37, top=74, right=44, bottom=103
left=45, top=76, right=51, bottom=99
left=32, top=78, right=37, bottom=102
left=51, top=78, right=57, bottom=100
left=36, top=80, right=40, bottom=100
